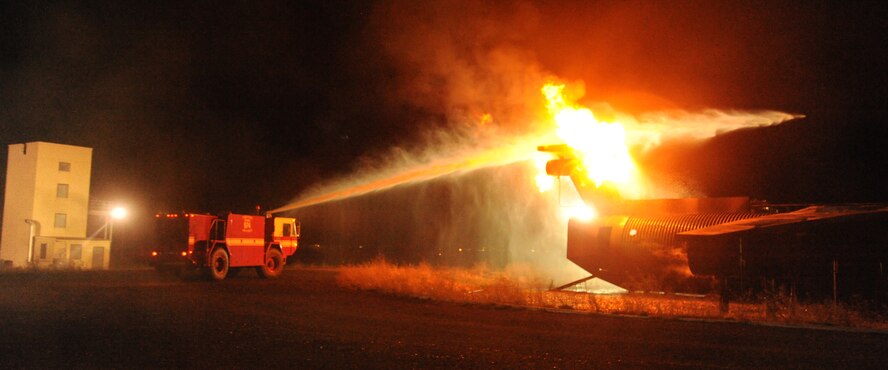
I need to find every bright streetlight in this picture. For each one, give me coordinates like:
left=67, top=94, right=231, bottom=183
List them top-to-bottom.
left=106, top=205, right=128, bottom=242
left=111, top=206, right=128, bottom=220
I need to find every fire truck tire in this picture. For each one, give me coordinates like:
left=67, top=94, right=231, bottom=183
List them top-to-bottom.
left=208, top=248, right=229, bottom=281
left=257, top=249, right=284, bottom=279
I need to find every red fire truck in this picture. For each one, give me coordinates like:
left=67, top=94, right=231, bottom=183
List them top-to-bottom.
left=150, top=212, right=300, bottom=280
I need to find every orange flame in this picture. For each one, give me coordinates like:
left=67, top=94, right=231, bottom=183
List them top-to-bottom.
left=533, top=81, right=802, bottom=221
left=535, top=82, right=641, bottom=221
left=537, top=83, right=637, bottom=190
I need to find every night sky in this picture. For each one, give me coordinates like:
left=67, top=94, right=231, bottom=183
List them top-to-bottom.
left=2, top=1, right=886, bottom=224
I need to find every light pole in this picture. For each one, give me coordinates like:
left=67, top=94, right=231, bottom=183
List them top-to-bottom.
left=108, top=206, right=128, bottom=242
left=24, top=219, right=39, bottom=264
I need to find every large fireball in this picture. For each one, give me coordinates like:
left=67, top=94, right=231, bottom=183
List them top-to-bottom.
left=535, top=82, right=640, bottom=220
left=537, top=83, right=638, bottom=194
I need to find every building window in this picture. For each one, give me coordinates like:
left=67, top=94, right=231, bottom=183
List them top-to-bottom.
left=59, top=162, right=71, bottom=172
left=57, top=183, right=69, bottom=198
left=54, top=213, right=67, bottom=228
left=39, top=243, right=48, bottom=259
left=70, top=244, right=82, bottom=260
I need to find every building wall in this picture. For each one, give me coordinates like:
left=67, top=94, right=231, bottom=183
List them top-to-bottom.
left=1, top=142, right=93, bottom=267
left=31, top=142, right=92, bottom=239
left=1, top=144, right=39, bottom=264
left=32, top=237, right=111, bottom=269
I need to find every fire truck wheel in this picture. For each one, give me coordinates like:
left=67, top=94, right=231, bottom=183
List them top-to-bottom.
left=208, top=248, right=229, bottom=281
left=257, top=249, right=284, bottom=279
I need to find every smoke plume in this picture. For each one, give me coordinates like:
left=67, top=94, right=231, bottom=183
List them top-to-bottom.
left=279, top=0, right=801, bottom=284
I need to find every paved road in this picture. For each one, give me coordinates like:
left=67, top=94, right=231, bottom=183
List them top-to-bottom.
left=1, top=267, right=886, bottom=368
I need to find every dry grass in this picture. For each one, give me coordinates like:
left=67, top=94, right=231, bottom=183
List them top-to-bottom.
left=336, top=258, right=537, bottom=305
left=337, top=258, right=888, bottom=330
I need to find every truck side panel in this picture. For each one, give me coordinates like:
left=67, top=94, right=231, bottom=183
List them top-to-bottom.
left=226, top=214, right=265, bottom=267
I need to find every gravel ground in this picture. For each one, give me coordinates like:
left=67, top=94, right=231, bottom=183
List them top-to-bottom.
left=1, top=266, right=887, bottom=368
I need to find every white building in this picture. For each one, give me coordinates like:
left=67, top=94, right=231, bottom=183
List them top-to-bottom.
left=1, top=142, right=111, bottom=269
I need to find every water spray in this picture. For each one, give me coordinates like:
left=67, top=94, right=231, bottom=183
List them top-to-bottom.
left=268, top=133, right=552, bottom=215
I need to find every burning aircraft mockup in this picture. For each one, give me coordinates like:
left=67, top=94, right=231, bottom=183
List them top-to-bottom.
left=536, top=83, right=888, bottom=301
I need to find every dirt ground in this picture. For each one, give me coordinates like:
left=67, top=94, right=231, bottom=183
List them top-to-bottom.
left=1, top=266, right=886, bottom=368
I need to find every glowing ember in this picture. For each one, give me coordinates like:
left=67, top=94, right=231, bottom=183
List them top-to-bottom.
left=479, top=113, right=493, bottom=126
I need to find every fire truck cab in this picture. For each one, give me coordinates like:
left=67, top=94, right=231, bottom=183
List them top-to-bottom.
left=151, top=212, right=300, bottom=280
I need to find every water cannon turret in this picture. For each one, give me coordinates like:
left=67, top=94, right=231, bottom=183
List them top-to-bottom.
left=537, top=144, right=624, bottom=216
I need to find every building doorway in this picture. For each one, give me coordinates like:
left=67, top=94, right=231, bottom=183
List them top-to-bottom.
left=92, top=247, right=105, bottom=269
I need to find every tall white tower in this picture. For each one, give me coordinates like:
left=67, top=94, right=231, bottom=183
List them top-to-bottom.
left=1, top=142, right=93, bottom=266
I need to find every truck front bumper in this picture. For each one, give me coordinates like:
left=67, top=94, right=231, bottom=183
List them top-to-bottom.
left=149, top=251, right=197, bottom=271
